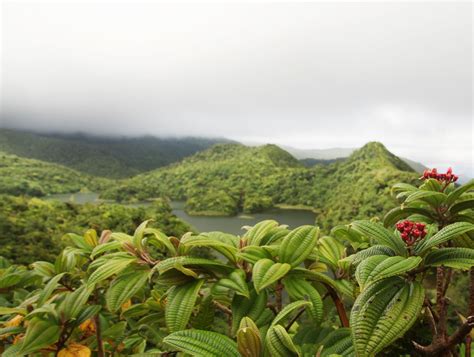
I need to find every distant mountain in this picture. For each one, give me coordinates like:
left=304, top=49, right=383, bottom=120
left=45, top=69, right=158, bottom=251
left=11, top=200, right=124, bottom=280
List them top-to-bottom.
left=0, top=128, right=233, bottom=178
left=102, top=141, right=419, bottom=228
left=283, top=145, right=427, bottom=173
left=0, top=151, right=107, bottom=196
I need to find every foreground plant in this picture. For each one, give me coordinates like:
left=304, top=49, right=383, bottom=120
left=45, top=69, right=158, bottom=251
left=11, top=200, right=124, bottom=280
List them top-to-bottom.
left=0, top=172, right=472, bottom=356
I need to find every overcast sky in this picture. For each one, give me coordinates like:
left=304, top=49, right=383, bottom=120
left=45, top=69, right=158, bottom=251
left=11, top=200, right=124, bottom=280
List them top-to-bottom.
left=1, top=1, right=472, bottom=176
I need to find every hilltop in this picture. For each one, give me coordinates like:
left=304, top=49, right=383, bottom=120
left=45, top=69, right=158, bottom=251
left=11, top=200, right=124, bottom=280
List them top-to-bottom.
left=0, top=128, right=232, bottom=178
left=102, top=142, right=419, bottom=227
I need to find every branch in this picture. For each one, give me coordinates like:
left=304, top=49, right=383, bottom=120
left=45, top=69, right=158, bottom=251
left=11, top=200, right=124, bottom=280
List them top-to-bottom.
left=325, top=284, right=349, bottom=328
left=285, top=308, right=306, bottom=331
left=413, top=316, right=474, bottom=355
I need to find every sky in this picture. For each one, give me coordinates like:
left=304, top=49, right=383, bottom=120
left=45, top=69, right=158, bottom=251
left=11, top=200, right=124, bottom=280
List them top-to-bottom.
left=0, top=1, right=472, bottom=176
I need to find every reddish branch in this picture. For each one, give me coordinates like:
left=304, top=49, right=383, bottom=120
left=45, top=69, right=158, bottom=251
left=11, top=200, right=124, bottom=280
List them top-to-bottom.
left=326, top=285, right=349, bottom=328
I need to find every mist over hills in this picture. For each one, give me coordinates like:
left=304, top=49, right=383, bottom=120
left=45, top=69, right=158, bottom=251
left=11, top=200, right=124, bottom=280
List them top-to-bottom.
left=0, top=128, right=233, bottom=178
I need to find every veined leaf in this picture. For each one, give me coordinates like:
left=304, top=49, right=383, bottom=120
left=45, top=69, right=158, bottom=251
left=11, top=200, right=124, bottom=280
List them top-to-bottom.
left=446, top=179, right=474, bottom=206
left=391, top=183, right=418, bottom=194
left=405, top=190, right=447, bottom=205
left=450, top=198, right=474, bottom=214
left=383, top=206, right=433, bottom=227
left=244, top=220, right=279, bottom=246
left=350, top=221, right=406, bottom=256
left=415, top=222, right=474, bottom=254
left=279, top=226, right=319, bottom=267
left=144, top=227, right=177, bottom=256
left=180, top=233, right=238, bottom=262
left=318, top=236, right=345, bottom=271
left=90, top=241, right=122, bottom=258
left=342, top=245, right=396, bottom=267
left=237, top=246, right=273, bottom=264
left=424, top=247, right=474, bottom=270
left=87, top=255, right=136, bottom=286
left=355, top=255, right=422, bottom=290
left=156, top=256, right=232, bottom=275
left=252, top=259, right=291, bottom=293
left=106, top=269, right=150, bottom=312
left=218, top=269, right=250, bottom=297
left=37, top=273, right=66, bottom=307
left=283, top=276, right=323, bottom=324
left=350, top=277, right=424, bottom=356
left=165, top=279, right=203, bottom=332
left=59, top=285, right=94, bottom=320
left=232, top=289, right=268, bottom=334
left=271, top=300, right=311, bottom=327
left=18, top=317, right=61, bottom=355
left=237, top=317, right=262, bottom=357
left=265, top=324, right=300, bottom=357
left=319, top=328, right=354, bottom=357
left=164, top=329, right=239, bottom=357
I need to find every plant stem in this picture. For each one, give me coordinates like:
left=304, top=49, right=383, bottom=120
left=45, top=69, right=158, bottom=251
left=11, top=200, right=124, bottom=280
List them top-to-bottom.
left=275, top=280, right=283, bottom=312
left=326, top=285, right=349, bottom=328
left=94, top=314, right=104, bottom=357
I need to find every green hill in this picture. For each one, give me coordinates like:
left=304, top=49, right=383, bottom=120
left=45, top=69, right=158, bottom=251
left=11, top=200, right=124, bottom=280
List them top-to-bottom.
left=0, top=128, right=232, bottom=178
left=102, top=142, right=419, bottom=228
left=0, top=151, right=108, bottom=196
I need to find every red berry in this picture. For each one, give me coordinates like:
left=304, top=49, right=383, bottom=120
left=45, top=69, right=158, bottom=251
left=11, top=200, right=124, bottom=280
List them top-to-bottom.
left=412, top=230, right=421, bottom=238
left=401, top=232, right=408, bottom=240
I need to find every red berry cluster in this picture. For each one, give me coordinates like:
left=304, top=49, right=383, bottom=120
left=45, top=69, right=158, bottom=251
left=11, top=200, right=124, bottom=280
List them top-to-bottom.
left=421, top=167, right=458, bottom=183
left=396, top=220, right=427, bottom=246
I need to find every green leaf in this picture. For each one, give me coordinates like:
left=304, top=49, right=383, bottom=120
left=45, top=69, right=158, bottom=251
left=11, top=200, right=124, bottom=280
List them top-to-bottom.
left=446, top=179, right=474, bottom=206
left=404, top=190, right=447, bottom=205
left=450, top=198, right=474, bottom=214
left=383, top=206, right=433, bottom=227
left=245, top=220, right=279, bottom=246
left=350, top=221, right=406, bottom=256
left=415, top=222, right=474, bottom=254
left=279, top=226, right=319, bottom=267
left=144, top=227, right=177, bottom=255
left=180, top=232, right=239, bottom=262
left=318, top=236, right=345, bottom=271
left=90, top=241, right=122, bottom=258
left=342, top=245, right=396, bottom=267
left=237, top=246, right=273, bottom=264
left=424, top=247, right=474, bottom=270
left=87, top=255, right=136, bottom=286
left=355, top=255, right=422, bottom=290
left=156, top=256, right=232, bottom=275
left=252, top=259, right=291, bottom=293
left=106, top=269, right=150, bottom=312
left=218, top=269, right=250, bottom=297
left=37, top=273, right=66, bottom=307
left=283, top=276, right=323, bottom=324
left=350, top=277, right=424, bottom=356
left=166, top=279, right=203, bottom=332
left=59, top=285, right=94, bottom=320
left=232, top=289, right=268, bottom=334
left=271, top=300, right=311, bottom=327
left=18, top=317, right=60, bottom=355
left=237, top=317, right=262, bottom=357
left=265, top=324, right=300, bottom=357
left=319, top=328, right=354, bottom=357
left=164, top=329, right=239, bottom=357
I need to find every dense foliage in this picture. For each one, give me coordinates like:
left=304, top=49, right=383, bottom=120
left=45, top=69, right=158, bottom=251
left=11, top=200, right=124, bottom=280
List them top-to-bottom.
left=0, top=129, right=231, bottom=178
left=102, top=142, right=418, bottom=229
left=0, top=152, right=108, bottom=197
left=0, top=175, right=472, bottom=356
left=0, top=195, right=191, bottom=264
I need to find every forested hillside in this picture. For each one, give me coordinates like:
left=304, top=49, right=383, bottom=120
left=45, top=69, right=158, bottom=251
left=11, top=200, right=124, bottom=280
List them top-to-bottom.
left=0, top=128, right=231, bottom=178
left=102, top=142, right=419, bottom=228
left=0, top=151, right=108, bottom=196
left=0, top=195, right=191, bottom=264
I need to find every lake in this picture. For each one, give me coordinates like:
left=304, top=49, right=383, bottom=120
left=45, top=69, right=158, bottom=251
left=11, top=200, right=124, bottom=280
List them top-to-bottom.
left=46, top=193, right=316, bottom=235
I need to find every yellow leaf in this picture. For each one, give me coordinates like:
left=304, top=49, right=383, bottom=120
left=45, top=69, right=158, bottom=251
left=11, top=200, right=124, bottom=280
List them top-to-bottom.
left=121, top=299, right=132, bottom=312
left=4, top=314, right=23, bottom=327
left=79, top=319, right=96, bottom=334
left=58, top=343, right=91, bottom=357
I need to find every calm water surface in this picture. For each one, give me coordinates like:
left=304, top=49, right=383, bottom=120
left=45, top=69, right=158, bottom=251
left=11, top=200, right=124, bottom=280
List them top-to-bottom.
left=46, top=193, right=316, bottom=234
